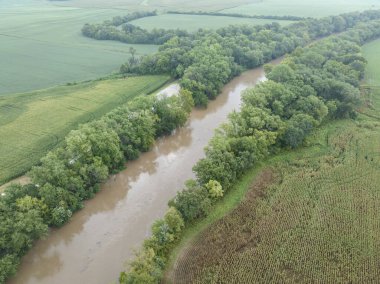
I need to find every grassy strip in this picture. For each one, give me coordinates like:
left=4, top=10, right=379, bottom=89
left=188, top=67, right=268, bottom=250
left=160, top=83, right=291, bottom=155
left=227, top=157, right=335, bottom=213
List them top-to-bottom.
left=362, top=39, right=380, bottom=85
left=165, top=165, right=266, bottom=274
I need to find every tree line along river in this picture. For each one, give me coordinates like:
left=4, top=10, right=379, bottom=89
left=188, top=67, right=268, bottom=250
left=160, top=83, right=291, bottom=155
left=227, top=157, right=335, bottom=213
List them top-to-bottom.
left=8, top=59, right=281, bottom=284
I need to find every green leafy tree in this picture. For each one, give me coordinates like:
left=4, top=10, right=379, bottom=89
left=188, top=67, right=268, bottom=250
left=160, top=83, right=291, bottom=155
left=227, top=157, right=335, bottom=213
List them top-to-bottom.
left=267, top=64, right=296, bottom=83
left=169, top=180, right=211, bottom=223
left=205, top=180, right=223, bottom=199
left=119, top=248, right=161, bottom=284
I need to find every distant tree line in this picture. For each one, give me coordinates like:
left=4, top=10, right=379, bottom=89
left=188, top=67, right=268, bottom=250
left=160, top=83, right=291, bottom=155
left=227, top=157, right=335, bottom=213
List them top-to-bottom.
left=82, top=10, right=304, bottom=47
left=120, top=10, right=380, bottom=106
left=167, top=10, right=305, bottom=21
left=82, top=11, right=190, bottom=45
left=109, top=11, right=158, bottom=26
left=119, top=17, right=380, bottom=283
left=0, top=90, right=194, bottom=282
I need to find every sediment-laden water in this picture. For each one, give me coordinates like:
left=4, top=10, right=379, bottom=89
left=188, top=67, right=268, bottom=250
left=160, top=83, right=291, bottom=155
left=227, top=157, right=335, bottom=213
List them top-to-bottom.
left=9, top=59, right=281, bottom=284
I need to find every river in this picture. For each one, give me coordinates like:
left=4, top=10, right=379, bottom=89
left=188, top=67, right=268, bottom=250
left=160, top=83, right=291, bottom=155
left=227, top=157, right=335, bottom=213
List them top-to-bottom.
left=8, top=59, right=281, bottom=284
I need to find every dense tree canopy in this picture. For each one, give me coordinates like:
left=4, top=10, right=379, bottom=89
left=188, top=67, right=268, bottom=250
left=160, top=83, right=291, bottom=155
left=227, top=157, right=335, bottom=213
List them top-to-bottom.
left=119, top=10, right=380, bottom=106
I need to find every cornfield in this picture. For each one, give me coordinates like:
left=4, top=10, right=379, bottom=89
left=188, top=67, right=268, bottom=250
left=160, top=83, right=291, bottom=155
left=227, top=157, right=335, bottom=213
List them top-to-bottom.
left=170, top=113, right=380, bottom=283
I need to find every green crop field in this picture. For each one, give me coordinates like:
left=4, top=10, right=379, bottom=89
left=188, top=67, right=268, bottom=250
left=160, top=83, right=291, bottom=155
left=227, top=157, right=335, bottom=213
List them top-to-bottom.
left=0, top=0, right=297, bottom=95
left=3, top=0, right=379, bottom=96
left=53, top=0, right=256, bottom=12
left=222, top=0, right=380, bottom=18
left=0, top=2, right=159, bottom=95
left=131, top=14, right=294, bottom=32
left=363, top=39, right=380, bottom=86
left=167, top=41, right=380, bottom=283
left=0, top=75, right=169, bottom=185
left=169, top=98, right=380, bottom=283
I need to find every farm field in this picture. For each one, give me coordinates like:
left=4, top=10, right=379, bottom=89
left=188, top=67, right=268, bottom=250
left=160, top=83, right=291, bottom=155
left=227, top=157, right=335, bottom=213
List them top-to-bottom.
left=6, top=0, right=374, bottom=95
left=53, top=0, right=256, bottom=11
left=222, top=0, right=380, bottom=17
left=0, top=2, right=158, bottom=95
left=131, top=14, right=294, bottom=32
left=166, top=39, right=380, bottom=284
left=363, top=39, right=380, bottom=86
left=0, top=74, right=169, bottom=185
left=168, top=99, right=380, bottom=283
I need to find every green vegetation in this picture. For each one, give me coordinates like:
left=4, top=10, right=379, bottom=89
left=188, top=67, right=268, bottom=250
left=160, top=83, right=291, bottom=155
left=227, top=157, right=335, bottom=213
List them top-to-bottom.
left=2, top=0, right=379, bottom=94
left=2, top=0, right=380, bottom=282
left=52, top=0, right=255, bottom=12
left=58, top=0, right=380, bottom=15
left=222, top=0, right=380, bottom=18
left=0, top=3, right=158, bottom=95
left=121, top=10, right=380, bottom=107
left=81, top=11, right=189, bottom=45
left=82, top=11, right=292, bottom=45
left=166, top=11, right=304, bottom=21
left=118, top=14, right=380, bottom=283
left=131, top=14, right=294, bottom=32
left=166, top=15, right=380, bottom=284
left=163, top=21, right=380, bottom=284
left=363, top=39, right=380, bottom=85
left=169, top=62, right=380, bottom=281
left=0, top=75, right=169, bottom=185
left=170, top=115, right=380, bottom=283
left=164, top=164, right=272, bottom=280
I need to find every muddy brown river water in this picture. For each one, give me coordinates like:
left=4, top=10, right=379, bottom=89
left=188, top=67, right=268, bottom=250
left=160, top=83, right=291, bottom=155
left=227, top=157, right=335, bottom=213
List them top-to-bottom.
left=8, top=59, right=281, bottom=284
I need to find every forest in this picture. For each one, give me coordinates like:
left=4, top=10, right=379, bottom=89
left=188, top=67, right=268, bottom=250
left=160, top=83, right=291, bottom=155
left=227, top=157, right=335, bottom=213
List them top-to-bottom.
left=119, top=10, right=380, bottom=106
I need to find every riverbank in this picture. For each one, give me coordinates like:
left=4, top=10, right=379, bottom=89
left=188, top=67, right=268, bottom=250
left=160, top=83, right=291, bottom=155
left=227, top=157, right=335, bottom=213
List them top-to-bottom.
left=164, top=36, right=380, bottom=283
left=7, top=61, right=275, bottom=284
left=167, top=106, right=380, bottom=282
left=163, top=117, right=344, bottom=281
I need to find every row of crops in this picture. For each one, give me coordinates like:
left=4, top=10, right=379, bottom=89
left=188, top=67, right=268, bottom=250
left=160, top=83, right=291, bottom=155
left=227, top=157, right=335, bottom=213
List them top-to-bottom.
left=172, top=113, right=380, bottom=283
